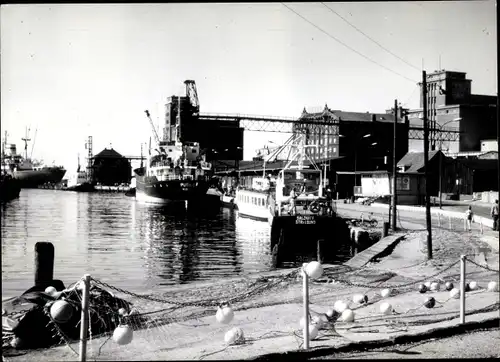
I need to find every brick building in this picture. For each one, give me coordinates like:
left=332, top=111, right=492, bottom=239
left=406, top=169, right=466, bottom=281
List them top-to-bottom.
left=407, top=70, right=497, bottom=153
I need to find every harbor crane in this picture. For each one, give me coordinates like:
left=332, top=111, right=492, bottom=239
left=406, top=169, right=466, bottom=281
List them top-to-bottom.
left=184, top=80, right=199, bottom=115
left=144, top=110, right=161, bottom=146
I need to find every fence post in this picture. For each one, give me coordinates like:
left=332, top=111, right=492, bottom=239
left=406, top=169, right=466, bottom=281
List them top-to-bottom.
left=438, top=212, right=441, bottom=228
left=449, top=216, right=452, bottom=230
left=463, top=217, right=467, bottom=231
left=480, top=218, right=484, bottom=234
left=460, top=255, right=466, bottom=324
left=302, top=263, right=309, bottom=350
left=79, top=274, right=91, bottom=362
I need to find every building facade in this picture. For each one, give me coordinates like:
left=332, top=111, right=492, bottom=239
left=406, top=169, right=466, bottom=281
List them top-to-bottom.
left=407, top=70, right=497, bottom=153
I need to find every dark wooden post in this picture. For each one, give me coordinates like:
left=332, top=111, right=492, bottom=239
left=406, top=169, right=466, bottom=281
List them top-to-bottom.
left=317, top=239, right=324, bottom=263
left=34, top=242, right=54, bottom=286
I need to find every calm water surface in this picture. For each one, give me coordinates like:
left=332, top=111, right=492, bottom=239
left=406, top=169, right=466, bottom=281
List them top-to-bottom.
left=1, top=189, right=350, bottom=298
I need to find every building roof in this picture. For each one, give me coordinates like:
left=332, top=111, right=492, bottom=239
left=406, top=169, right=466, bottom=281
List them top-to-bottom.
left=299, top=105, right=402, bottom=124
left=92, top=148, right=125, bottom=159
left=397, top=150, right=441, bottom=173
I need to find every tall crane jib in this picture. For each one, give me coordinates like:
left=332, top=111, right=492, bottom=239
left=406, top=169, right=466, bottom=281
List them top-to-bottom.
left=145, top=110, right=161, bottom=146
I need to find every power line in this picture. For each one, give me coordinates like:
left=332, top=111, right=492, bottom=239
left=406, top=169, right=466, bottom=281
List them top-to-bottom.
left=321, top=2, right=421, bottom=71
left=281, top=3, right=419, bottom=84
left=401, top=85, right=420, bottom=107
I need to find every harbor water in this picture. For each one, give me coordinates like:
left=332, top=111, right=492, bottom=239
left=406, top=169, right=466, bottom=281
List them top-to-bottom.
left=1, top=189, right=352, bottom=299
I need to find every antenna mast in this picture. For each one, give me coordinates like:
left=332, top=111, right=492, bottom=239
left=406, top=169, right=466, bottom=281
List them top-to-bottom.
left=21, top=127, right=31, bottom=159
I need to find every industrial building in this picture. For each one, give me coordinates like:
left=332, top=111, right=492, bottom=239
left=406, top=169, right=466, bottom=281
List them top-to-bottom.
left=91, top=148, right=132, bottom=186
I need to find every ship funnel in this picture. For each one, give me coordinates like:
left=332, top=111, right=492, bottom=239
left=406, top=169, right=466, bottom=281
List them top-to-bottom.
left=9, top=144, right=17, bottom=156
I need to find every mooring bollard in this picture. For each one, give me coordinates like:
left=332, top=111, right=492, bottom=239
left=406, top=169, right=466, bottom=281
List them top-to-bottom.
left=383, top=222, right=390, bottom=237
left=35, top=242, right=55, bottom=286
left=460, top=255, right=466, bottom=324
left=302, top=263, right=309, bottom=350
left=79, top=274, right=91, bottom=362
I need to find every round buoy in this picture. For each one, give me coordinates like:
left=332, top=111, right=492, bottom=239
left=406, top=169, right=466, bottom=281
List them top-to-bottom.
left=305, top=261, right=323, bottom=280
left=424, top=281, right=431, bottom=289
left=445, top=281, right=454, bottom=291
left=469, top=281, right=478, bottom=291
left=487, top=281, right=498, bottom=292
left=430, top=282, right=440, bottom=291
left=418, top=284, right=427, bottom=293
left=45, top=286, right=57, bottom=296
left=380, top=288, right=393, bottom=298
left=450, top=288, right=460, bottom=299
left=352, top=294, right=367, bottom=304
left=424, top=297, right=436, bottom=309
left=50, top=300, right=73, bottom=323
left=334, top=300, right=348, bottom=313
left=380, top=302, right=392, bottom=315
left=216, top=304, right=234, bottom=324
left=118, top=308, right=128, bottom=316
left=341, top=309, right=355, bottom=322
left=311, top=314, right=326, bottom=329
left=303, top=324, right=319, bottom=341
left=112, top=325, right=133, bottom=345
left=224, top=327, right=245, bottom=345
left=10, top=337, right=24, bottom=349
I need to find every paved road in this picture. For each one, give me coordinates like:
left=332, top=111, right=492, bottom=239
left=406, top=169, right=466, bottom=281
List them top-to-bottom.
left=310, top=328, right=500, bottom=359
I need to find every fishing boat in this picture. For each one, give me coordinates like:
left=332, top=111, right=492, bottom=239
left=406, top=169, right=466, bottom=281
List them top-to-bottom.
left=1, top=130, right=66, bottom=188
left=235, top=133, right=329, bottom=222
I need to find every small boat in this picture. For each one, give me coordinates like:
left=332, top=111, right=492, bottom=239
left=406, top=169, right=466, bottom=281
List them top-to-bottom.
left=64, top=155, right=94, bottom=192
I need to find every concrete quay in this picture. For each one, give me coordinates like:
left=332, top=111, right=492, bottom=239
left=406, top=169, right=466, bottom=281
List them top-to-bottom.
left=3, top=226, right=498, bottom=361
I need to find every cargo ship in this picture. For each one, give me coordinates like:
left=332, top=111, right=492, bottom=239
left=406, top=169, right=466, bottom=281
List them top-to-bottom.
left=134, top=81, right=215, bottom=204
left=1, top=131, right=66, bottom=188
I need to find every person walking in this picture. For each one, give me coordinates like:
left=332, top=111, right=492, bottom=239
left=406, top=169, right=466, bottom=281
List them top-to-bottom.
left=289, top=187, right=297, bottom=216
left=491, top=199, right=499, bottom=231
left=465, top=205, right=473, bottom=232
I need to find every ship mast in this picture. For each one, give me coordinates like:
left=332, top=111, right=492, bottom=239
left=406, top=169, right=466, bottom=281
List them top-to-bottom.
left=22, top=127, right=31, bottom=160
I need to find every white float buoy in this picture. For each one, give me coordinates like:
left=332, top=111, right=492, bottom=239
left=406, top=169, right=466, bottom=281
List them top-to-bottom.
left=305, top=261, right=324, bottom=280
left=424, top=281, right=432, bottom=289
left=445, top=281, right=454, bottom=291
left=468, top=281, right=478, bottom=291
left=487, top=281, right=498, bottom=292
left=430, top=282, right=440, bottom=291
left=44, top=286, right=57, bottom=296
left=380, top=288, right=392, bottom=298
left=450, top=288, right=460, bottom=299
left=352, top=294, right=368, bottom=304
left=50, top=300, right=73, bottom=323
left=334, top=300, right=348, bottom=313
left=380, top=302, right=393, bottom=315
left=216, top=304, right=234, bottom=324
left=118, top=308, right=128, bottom=316
left=341, top=309, right=355, bottom=322
left=311, top=314, right=326, bottom=329
left=303, top=324, right=319, bottom=341
left=112, top=325, right=133, bottom=345
left=224, top=327, right=245, bottom=345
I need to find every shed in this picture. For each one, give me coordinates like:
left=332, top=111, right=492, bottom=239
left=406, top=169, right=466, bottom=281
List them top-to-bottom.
left=92, top=148, right=132, bottom=186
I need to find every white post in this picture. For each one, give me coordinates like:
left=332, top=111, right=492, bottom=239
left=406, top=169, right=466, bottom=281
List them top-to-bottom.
left=438, top=212, right=441, bottom=228
left=449, top=216, right=452, bottom=230
left=463, top=217, right=467, bottom=231
left=480, top=218, right=484, bottom=234
left=460, top=255, right=466, bottom=324
left=302, top=263, right=310, bottom=349
left=79, top=274, right=91, bottom=362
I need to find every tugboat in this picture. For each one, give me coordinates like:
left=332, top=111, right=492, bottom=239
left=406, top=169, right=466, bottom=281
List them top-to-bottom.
left=64, top=154, right=94, bottom=192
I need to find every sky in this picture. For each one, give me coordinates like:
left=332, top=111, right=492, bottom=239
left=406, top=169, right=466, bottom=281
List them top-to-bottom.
left=1, top=1, right=497, bottom=172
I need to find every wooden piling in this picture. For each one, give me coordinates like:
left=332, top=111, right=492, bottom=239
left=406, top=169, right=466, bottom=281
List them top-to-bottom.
left=34, top=242, right=54, bottom=286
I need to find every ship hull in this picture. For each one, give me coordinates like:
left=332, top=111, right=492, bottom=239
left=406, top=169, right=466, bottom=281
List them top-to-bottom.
left=11, top=167, right=67, bottom=188
left=135, top=175, right=211, bottom=204
left=0, top=176, right=21, bottom=202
